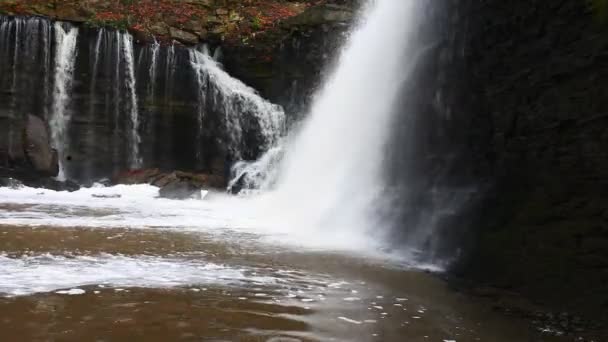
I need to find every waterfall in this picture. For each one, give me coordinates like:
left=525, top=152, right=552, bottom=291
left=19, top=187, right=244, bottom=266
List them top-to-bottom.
left=257, top=0, right=422, bottom=242
left=0, top=16, right=53, bottom=166
left=7, top=18, right=23, bottom=156
left=40, top=19, right=53, bottom=120
left=49, top=22, right=79, bottom=181
left=82, top=29, right=104, bottom=180
left=89, top=29, right=103, bottom=116
left=112, top=31, right=122, bottom=173
left=122, top=32, right=141, bottom=169
left=148, top=38, right=160, bottom=100
left=160, top=42, right=176, bottom=170
left=189, top=48, right=285, bottom=161
left=189, top=48, right=208, bottom=167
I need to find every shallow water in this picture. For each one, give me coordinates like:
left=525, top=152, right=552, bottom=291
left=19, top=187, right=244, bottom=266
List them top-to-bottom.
left=0, top=185, right=576, bottom=341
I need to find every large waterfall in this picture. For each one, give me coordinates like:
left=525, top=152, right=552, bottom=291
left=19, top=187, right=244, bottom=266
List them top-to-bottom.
left=249, top=0, right=423, bottom=250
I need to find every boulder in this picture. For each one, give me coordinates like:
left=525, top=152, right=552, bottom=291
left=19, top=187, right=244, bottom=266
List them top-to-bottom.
left=282, top=4, right=353, bottom=27
left=169, top=27, right=199, bottom=45
left=24, top=114, right=59, bottom=177
left=114, top=168, right=163, bottom=185
left=115, top=169, right=225, bottom=190
left=0, top=177, right=24, bottom=189
left=30, top=178, right=80, bottom=192
left=158, top=180, right=202, bottom=199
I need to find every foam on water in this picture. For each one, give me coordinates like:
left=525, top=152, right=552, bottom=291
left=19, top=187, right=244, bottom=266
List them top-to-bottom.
left=0, top=184, right=438, bottom=270
left=0, top=253, right=276, bottom=296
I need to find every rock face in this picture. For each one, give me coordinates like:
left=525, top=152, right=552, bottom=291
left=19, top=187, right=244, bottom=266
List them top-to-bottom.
left=434, top=0, right=608, bottom=321
left=222, top=2, right=355, bottom=118
left=0, top=4, right=352, bottom=183
left=0, top=113, right=59, bottom=179
left=24, top=114, right=59, bottom=177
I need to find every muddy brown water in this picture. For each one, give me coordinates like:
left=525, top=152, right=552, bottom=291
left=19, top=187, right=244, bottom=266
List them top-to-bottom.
left=0, top=224, right=587, bottom=342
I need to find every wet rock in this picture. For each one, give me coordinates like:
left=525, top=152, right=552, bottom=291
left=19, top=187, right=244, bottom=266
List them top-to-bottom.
left=0, top=114, right=60, bottom=187
left=24, top=114, right=58, bottom=177
left=115, top=169, right=225, bottom=192
left=0, top=177, right=24, bottom=189
left=31, top=178, right=80, bottom=192
left=158, top=181, right=202, bottom=200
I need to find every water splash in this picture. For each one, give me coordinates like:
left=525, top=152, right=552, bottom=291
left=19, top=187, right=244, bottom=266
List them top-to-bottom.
left=49, top=22, right=79, bottom=181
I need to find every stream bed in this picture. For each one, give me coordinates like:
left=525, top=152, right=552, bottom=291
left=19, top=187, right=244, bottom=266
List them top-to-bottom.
left=0, top=185, right=581, bottom=341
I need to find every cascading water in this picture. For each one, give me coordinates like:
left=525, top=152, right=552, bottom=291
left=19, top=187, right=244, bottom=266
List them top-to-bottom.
left=249, top=0, right=423, bottom=250
left=0, top=16, right=53, bottom=167
left=49, top=22, right=79, bottom=181
left=112, top=32, right=123, bottom=173
left=121, top=32, right=141, bottom=169
left=148, top=38, right=160, bottom=100
left=189, top=48, right=285, bottom=161
left=189, top=48, right=208, bottom=166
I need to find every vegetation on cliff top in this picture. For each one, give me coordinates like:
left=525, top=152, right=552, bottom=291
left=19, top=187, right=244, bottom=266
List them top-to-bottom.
left=0, top=0, right=328, bottom=43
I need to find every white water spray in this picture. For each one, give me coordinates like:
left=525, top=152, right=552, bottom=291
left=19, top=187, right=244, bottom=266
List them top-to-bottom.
left=261, top=0, right=421, bottom=241
left=50, top=22, right=79, bottom=181
left=122, top=32, right=141, bottom=168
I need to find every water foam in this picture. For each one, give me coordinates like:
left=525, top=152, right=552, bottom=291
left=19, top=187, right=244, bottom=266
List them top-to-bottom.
left=0, top=253, right=276, bottom=296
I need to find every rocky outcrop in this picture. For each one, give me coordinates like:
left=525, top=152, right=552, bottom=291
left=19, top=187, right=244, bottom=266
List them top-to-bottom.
left=222, top=2, right=355, bottom=116
left=115, top=168, right=224, bottom=199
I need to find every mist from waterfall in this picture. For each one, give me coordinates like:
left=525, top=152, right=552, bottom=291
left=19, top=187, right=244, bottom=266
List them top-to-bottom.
left=50, top=22, right=79, bottom=181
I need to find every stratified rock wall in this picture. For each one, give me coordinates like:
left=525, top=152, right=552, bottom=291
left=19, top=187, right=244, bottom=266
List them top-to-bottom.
left=449, top=0, right=608, bottom=319
left=0, top=2, right=355, bottom=183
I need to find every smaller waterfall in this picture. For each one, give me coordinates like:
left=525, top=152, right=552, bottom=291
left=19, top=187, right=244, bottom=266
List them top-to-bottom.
left=0, top=16, right=53, bottom=165
left=10, top=18, right=22, bottom=95
left=41, top=19, right=53, bottom=119
left=50, top=22, right=79, bottom=181
left=84, top=29, right=104, bottom=180
left=89, top=29, right=104, bottom=116
left=112, top=32, right=122, bottom=173
left=122, top=32, right=141, bottom=169
left=148, top=38, right=160, bottom=99
left=159, top=42, right=177, bottom=169
left=164, top=43, right=176, bottom=101
left=189, top=48, right=285, bottom=160
left=189, top=48, right=209, bottom=167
